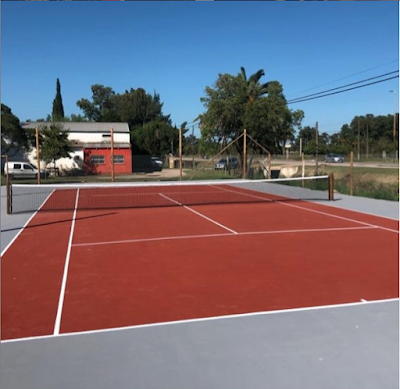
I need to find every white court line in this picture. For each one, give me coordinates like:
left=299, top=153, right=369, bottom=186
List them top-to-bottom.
left=213, top=185, right=399, bottom=234
left=1, top=189, right=55, bottom=257
left=53, top=189, right=80, bottom=336
left=159, top=192, right=238, bottom=234
left=72, top=225, right=376, bottom=248
left=2, top=297, right=398, bottom=344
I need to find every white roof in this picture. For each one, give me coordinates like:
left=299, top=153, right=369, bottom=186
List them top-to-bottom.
left=21, top=122, right=130, bottom=133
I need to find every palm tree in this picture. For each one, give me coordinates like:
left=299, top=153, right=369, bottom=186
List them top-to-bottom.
left=239, top=67, right=271, bottom=103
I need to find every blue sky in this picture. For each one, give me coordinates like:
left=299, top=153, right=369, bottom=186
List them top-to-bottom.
left=1, top=1, right=398, bottom=137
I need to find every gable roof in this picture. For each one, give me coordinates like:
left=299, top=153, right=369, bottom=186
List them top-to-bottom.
left=21, top=122, right=130, bottom=133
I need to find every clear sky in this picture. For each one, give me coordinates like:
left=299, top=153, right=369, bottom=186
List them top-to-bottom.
left=1, top=1, right=398, bottom=137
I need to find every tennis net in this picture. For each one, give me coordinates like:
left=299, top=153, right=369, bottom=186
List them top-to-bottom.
left=8, top=175, right=333, bottom=214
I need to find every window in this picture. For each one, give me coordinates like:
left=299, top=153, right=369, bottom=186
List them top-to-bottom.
left=90, top=155, right=105, bottom=164
left=113, top=155, right=125, bottom=164
left=14, top=164, right=21, bottom=169
left=23, top=164, right=34, bottom=170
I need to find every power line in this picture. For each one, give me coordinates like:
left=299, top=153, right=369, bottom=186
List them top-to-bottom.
left=289, top=59, right=399, bottom=97
left=287, top=70, right=398, bottom=103
left=287, top=76, right=399, bottom=105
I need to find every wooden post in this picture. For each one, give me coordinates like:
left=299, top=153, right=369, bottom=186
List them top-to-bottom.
left=315, top=121, right=319, bottom=175
left=36, top=128, right=41, bottom=185
left=111, top=128, right=115, bottom=182
left=179, top=128, right=182, bottom=181
left=243, top=129, right=247, bottom=179
left=349, top=151, right=354, bottom=196
left=301, top=152, right=305, bottom=188
left=329, top=173, right=334, bottom=201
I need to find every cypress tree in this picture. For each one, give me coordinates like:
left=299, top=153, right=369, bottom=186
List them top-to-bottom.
left=52, top=78, right=65, bottom=121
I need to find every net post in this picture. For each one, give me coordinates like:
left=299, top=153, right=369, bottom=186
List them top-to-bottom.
left=36, top=127, right=41, bottom=185
left=111, top=128, right=115, bottom=183
left=243, top=129, right=247, bottom=179
left=301, top=153, right=305, bottom=188
left=3, top=154, right=11, bottom=214
left=328, top=173, right=334, bottom=201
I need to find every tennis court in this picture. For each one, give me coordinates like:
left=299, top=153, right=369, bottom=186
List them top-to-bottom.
left=1, top=177, right=398, bottom=342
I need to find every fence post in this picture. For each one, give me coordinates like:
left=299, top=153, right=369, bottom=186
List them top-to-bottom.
left=36, top=128, right=41, bottom=185
left=111, top=128, right=115, bottom=182
left=243, top=129, right=247, bottom=179
left=349, top=151, right=354, bottom=196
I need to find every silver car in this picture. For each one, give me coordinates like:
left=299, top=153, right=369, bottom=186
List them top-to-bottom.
left=325, top=153, right=344, bottom=163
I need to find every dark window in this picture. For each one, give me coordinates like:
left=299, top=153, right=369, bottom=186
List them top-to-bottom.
left=90, top=155, right=105, bottom=164
left=113, top=155, right=125, bottom=164
left=14, top=164, right=21, bottom=169
left=23, top=164, right=34, bottom=170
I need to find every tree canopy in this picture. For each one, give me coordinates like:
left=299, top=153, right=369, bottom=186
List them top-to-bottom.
left=198, top=67, right=304, bottom=157
left=76, top=85, right=178, bottom=155
left=1, top=104, right=32, bottom=155
left=38, top=123, right=72, bottom=168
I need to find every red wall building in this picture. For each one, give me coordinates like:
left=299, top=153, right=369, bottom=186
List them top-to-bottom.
left=84, top=148, right=132, bottom=174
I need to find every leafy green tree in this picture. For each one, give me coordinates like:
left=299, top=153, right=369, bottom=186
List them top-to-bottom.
left=199, top=69, right=303, bottom=159
left=52, top=78, right=65, bottom=121
left=77, top=84, right=175, bottom=155
left=76, top=85, right=118, bottom=122
left=1, top=104, right=32, bottom=155
left=39, top=123, right=72, bottom=169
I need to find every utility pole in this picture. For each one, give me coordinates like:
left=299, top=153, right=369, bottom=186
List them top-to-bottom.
left=357, top=119, right=360, bottom=161
left=315, top=122, right=318, bottom=175
left=299, top=138, right=302, bottom=156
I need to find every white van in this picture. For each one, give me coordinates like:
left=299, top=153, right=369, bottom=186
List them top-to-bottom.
left=4, top=161, right=40, bottom=179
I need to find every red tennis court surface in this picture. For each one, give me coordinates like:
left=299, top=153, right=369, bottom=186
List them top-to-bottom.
left=1, top=193, right=398, bottom=341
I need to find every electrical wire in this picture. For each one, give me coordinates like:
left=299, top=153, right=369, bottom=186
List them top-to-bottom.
left=287, top=75, right=399, bottom=105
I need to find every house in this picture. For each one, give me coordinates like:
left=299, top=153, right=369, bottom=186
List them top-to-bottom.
left=21, top=122, right=132, bottom=175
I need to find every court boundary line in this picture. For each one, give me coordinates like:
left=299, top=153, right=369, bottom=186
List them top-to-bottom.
left=213, top=185, right=399, bottom=234
left=1, top=189, right=55, bottom=257
left=53, top=189, right=80, bottom=335
left=159, top=192, right=238, bottom=234
left=71, top=225, right=377, bottom=248
left=2, top=298, right=398, bottom=344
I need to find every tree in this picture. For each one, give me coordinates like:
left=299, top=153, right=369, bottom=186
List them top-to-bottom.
left=199, top=68, right=304, bottom=159
left=52, top=78, right=65, bottom=121
left=76, top=84, right=117, bottom=122
left=77, top=84, right=175, bottom=155
left=1, top=104, right=32, bottom=155
left=39, top=123, right=72, bottom=169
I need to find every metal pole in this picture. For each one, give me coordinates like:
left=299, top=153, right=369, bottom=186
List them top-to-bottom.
left=366, top=124, right=369, bottom=159
left=36, top=128, right=41, bottom=185
left=111, top=128, right=115, bottom=182
left=179, top=128, right=182, bottom=181
left=243, top=129, right=247, bottom=179
left=299, top=138, right=302, bottom=156
left=267, top=153, right=271, bottom=180
left=4, top=155, right=11, bottom=214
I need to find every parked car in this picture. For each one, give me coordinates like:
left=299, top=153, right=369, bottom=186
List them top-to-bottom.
left=324, top=153, right=344, bottom=163
left=150, top=157, right=163, bottom=171
left=214, top=157, right=239, bottom=170
left=4, top=161, right=49, bottom=179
